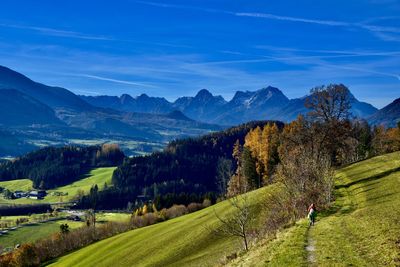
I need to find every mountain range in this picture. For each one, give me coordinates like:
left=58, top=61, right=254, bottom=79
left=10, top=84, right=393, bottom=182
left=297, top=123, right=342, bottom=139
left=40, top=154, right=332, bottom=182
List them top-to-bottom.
left=0, top=65, right=398, bottom=156
left=0, top=66, right=220, bottom=157
left=80, top=85, right=391, bottom=126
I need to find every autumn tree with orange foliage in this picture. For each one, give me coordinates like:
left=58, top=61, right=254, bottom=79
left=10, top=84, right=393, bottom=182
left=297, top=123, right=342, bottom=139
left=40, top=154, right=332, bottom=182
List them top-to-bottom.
left=244, top=123, right=280, bottom=184
left=372, top=123, right=400, bottom=154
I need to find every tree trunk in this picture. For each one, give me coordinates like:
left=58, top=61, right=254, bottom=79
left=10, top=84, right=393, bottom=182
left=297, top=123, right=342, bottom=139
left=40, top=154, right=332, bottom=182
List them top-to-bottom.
left=242, top=226, right=248, bottom=251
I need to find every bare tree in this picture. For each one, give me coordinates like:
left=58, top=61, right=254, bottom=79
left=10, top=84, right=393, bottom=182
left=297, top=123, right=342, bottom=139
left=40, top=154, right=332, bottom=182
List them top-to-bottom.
left=305, top=84, right=351, bottom=123
left=305, top=84, right=353, bottom=165
left=277, top=139, right=335, bottom=218
left=216, top=157, right=233, bottom=197
left=211, top=195, right=253, bottom=251
left=85, top=209, right=96, bottom=227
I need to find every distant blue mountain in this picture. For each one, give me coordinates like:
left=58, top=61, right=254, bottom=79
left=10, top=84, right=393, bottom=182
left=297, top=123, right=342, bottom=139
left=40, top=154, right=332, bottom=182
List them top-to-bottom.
left=0, top=65, right=92, bottom=111
left=214, top=86, right=289, bottom=125
left=0, top=89, right=63, bottom=126
left=173, top=89, right=227, bottom=122
left=275, top=91, right=378, bottom=122
left=80, top=93, right=173, bottom=114
left=368, top=98, right=400, bottom=127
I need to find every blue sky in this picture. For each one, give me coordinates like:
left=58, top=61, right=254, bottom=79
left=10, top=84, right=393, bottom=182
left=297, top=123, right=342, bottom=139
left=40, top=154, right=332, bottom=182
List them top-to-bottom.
left=0, top=0, right=399, bottom=107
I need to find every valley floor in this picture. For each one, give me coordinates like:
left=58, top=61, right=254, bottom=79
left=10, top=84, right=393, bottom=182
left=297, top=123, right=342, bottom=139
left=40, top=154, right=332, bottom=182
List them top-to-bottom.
left=0, top=212, right=131, bottom=254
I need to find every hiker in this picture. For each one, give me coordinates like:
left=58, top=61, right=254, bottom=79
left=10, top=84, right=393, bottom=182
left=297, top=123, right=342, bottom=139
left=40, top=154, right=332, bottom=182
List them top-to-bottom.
left=307, top=203, right=316, bottom=226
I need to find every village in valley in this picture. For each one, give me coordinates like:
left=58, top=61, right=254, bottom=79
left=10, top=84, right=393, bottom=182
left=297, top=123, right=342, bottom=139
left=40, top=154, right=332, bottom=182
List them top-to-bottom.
left=2, top=189, right=48, bottom=200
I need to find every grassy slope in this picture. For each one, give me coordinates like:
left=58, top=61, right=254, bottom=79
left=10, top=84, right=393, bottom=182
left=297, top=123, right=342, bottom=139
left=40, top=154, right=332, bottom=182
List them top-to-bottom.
left=311, top=151, right=400, bottom=266
left=230, top=152, right=400, bottom=266
left=0, top=167, right=115, bottom=204
left=44, top=167, right=116, bottom=202
left=0, top=179, right=33, bottom=192
left=48, top=185, right=279, bottom=267
left=227, top=219, right=310, bottom=267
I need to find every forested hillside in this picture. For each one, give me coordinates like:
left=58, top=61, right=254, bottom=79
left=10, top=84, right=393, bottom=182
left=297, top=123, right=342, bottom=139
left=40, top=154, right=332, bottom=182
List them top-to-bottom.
left=76, top=121, right=283, bottom=210
left=0, top=144, right=124, bottom=189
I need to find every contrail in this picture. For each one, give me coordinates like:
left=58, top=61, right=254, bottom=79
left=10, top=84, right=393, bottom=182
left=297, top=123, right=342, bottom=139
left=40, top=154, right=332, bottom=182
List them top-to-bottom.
left=75, top=74, right=158, bottom=88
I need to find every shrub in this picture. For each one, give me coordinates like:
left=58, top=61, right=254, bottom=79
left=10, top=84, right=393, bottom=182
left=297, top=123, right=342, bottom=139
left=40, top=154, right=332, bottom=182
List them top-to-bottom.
left=202, top=199, right=212, bottom=208
left=187, top=202, right=203, bottom=213
left=165, top=205, right=188, bottom=219
left=143, top=213, right=158, bottom=225
left=12, top=243, right=40, bottom=267
left=0, top=253, right=14, bottom=267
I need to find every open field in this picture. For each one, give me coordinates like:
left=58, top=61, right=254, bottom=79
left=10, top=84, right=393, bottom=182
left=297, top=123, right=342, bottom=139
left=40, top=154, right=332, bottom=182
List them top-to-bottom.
left=229, top=151, right=400, bottom=266
left=0, top=167, right=115, bottom=204
left=44, top=167, right=116, bottom=202
left=0, top=179, right=33, bottom=192
left=48, top=185, right=278, bottom=267
left=0, top=211, right=131, bottom=253
left=96, top=212, right=131, bottom=224
left=0, top=219, right=84, bottom=251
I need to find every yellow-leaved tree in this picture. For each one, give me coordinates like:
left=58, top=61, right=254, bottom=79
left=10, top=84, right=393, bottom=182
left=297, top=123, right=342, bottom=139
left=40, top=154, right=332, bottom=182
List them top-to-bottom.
left=244, top=123, right=280, bottom=184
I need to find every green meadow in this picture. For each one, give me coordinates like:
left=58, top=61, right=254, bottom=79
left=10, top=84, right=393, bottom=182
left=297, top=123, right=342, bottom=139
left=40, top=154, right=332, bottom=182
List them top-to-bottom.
left=0, top=167, right=115, bottom=204
left=0, top=211, right=131, bottom=252
left=0, top=219, right=83, bottom=251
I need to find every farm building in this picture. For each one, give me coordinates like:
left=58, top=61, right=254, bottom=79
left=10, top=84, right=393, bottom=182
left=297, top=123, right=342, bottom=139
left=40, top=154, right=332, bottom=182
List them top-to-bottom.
left=29, top=190, right=47, bottom=199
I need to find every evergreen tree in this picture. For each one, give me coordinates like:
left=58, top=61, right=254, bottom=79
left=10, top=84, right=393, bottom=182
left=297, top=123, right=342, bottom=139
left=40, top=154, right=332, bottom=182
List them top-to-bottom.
left=227, top=140, right=248, bottom=197
left=242, top=147, right=260, bottom=189
left=89, top=185, right=99, bottom=210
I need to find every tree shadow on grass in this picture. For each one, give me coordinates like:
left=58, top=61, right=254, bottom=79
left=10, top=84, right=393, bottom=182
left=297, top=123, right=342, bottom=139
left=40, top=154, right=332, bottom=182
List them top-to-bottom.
left=324, top=166, right=400, bottom=218
left=335, top=166, right=400, bottom=190
left=351, top=180, right=381, bottom=195
left=353, top=186, right=377, bottom=196
left=365, top=192, right=398, bottom=204
left=317, top=202, right=345, bottom=218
